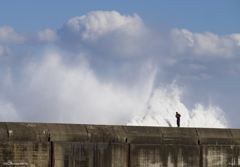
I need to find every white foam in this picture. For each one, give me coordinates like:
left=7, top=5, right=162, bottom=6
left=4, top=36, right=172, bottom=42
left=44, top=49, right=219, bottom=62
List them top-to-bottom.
left=127, top=82, right=228, bottom=128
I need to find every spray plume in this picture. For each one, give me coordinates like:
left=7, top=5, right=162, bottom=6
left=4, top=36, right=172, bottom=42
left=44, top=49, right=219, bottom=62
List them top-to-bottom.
left=0, top=51, right=228, bottom=128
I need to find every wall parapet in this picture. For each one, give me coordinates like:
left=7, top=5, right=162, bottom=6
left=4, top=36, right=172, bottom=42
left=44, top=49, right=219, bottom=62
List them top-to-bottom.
left=1, top=122, right=240, bottom=145
left=1, top=122, right=240, bottom=167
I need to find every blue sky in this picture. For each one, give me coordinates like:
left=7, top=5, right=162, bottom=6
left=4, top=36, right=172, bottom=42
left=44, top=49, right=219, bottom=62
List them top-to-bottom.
left=0, top=1, right=240, bottom=128
left=1, top=1, right=239, bottom=34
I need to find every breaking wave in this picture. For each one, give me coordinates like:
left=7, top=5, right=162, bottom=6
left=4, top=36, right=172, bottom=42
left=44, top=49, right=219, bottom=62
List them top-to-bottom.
left=0, top=51, right=229, bottom=128
left=127, top=82, right=228, bottom=128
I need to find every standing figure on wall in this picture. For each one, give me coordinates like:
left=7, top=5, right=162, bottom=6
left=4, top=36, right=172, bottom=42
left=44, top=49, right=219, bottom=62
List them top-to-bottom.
left=176, top=112, right=181, bottom=127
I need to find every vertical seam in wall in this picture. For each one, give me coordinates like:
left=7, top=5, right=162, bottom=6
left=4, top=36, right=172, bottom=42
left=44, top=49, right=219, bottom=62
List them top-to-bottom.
left=4, top=123, right=9, bottom=142
left=85, top=124, right=89, bottom=133
left=47, top=125, right=51, bottom=167
left=84, top=125, right=89, bottom=142
left=48, top=126, right=50, bottom=142
left=111, top=126, right=116, bottom=143
left=122, top=126, right=128, bottom=143
left=122, top=126, right=130, bottom=167
left=122, top=126, right=127, bottom=134
left=159, top=127, right=164, bottom=145
left=159, top=127, right=164, bottom=167
left=195, top=128, right=203, bottom=167
left=195, top=128, right=200, bottom=145
left=228, top=128, right=234, bottom=144
left=51, top=141, right=54, bottom=167
left=49, top=142, right=51, bottom=167
left=199, top=145, right=203, bottom=167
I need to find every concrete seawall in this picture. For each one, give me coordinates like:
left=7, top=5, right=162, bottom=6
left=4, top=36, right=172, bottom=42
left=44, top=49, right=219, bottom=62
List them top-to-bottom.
left=0, top=122, right=240, bottom=167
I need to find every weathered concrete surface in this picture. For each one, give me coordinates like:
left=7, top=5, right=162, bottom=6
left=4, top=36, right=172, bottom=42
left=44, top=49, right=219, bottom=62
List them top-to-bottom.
left=1, top=122, right=240, bottom=167
left=6, top=122, right=49, bottom=142
left=0, top=123, right=7, bottom=141
left=48, top=124, right=87, bottom=142
left=52, top=125, right=128, bottom=167
left=86, top=125, right=126, bottom=143
left=124, top=126, right=162, bottom=144
left=127, top=127, right=199, bottom=167
left=162, top=127, right=198, bottom=145
left=196, top=128, right=233, bottom=145
left=230, top=129, right=240, bottom=145
left=0, top=142, right=50, bottom=167
left=54, top=142, right=127, bottom=167
left=131, top=144, right=199, bottom=167
left=202, top=145, right=240, bottom=167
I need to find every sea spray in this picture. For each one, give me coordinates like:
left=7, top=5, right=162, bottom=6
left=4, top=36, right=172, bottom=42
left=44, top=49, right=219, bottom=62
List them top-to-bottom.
left=0, top=52, right=229, bottom=127
left=127, top=82, right=228, bottom=128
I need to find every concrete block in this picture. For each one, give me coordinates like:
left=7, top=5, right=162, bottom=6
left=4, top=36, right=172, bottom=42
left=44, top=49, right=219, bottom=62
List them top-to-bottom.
left=6, top=123, right=49, bottom=142
left=48, top=124, right=88, bottom=142
left=86, top=125, right=126, bottom=143
left=112, top=126, right=127, bottom=143
left=124, top=126, right=162, bottom=144
left=161, top=127, right=181, bottom=144
left=161, top=127, right=198, bottom=145
left=179, top=128, right=198, bottom=145
left=196, top=128, right=233, bottom=145
left=230, top=129, right=240, bottom=145
left=0, top=141, right=50, bottom=167
left=53, top=142, right=127, bottom=167
left=130, top=144, right=199, bottom=167
left=130, top=144, right=164, bottom=167
left=202, top=145, right=240, bottom=167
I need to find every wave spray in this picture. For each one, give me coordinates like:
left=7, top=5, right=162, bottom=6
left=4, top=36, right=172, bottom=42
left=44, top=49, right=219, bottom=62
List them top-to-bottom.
left=127, top=82, right=228, bottom=128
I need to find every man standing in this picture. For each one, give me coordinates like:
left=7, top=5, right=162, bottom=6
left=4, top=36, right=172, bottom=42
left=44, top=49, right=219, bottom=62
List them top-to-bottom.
left=176, top=112, right=181, bottom=127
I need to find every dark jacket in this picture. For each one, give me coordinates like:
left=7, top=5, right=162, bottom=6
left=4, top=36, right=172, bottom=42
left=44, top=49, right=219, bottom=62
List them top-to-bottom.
left=176, top=113, right=181, bottom=118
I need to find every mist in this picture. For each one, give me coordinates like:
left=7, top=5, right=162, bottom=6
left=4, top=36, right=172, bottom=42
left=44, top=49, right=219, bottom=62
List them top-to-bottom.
left=0, top=49, right=228, bottom=128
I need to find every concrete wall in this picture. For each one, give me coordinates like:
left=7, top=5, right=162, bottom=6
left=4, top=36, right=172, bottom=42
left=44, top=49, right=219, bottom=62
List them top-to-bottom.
left=0, top=122, right=240, bottom=167
left=0, top=123, right=50, bottom=167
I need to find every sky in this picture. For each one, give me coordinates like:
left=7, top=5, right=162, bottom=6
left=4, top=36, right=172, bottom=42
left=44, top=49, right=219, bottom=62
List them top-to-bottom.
left=0, top=1, right=240, bottom=128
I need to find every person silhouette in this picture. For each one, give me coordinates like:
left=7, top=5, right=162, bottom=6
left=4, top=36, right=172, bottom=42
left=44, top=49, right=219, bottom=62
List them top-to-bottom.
left=176, top=112, right=181, bottom=127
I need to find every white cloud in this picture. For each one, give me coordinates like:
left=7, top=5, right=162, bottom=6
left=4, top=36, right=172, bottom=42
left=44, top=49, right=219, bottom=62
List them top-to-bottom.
left=65, top=10, right=146, bottom=41
left=58, top=11, right=240, bottom=61
left=59, top=11, right=149, bottom=58
left=0, top=26, right=26, bottom=44
left=0, top=26, right=57, bottom=44
left=36, top=28, right=58, bottom=42
left=171, top=29, right=240, bottom=58
left=230, top=33, right=240, bottom=46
